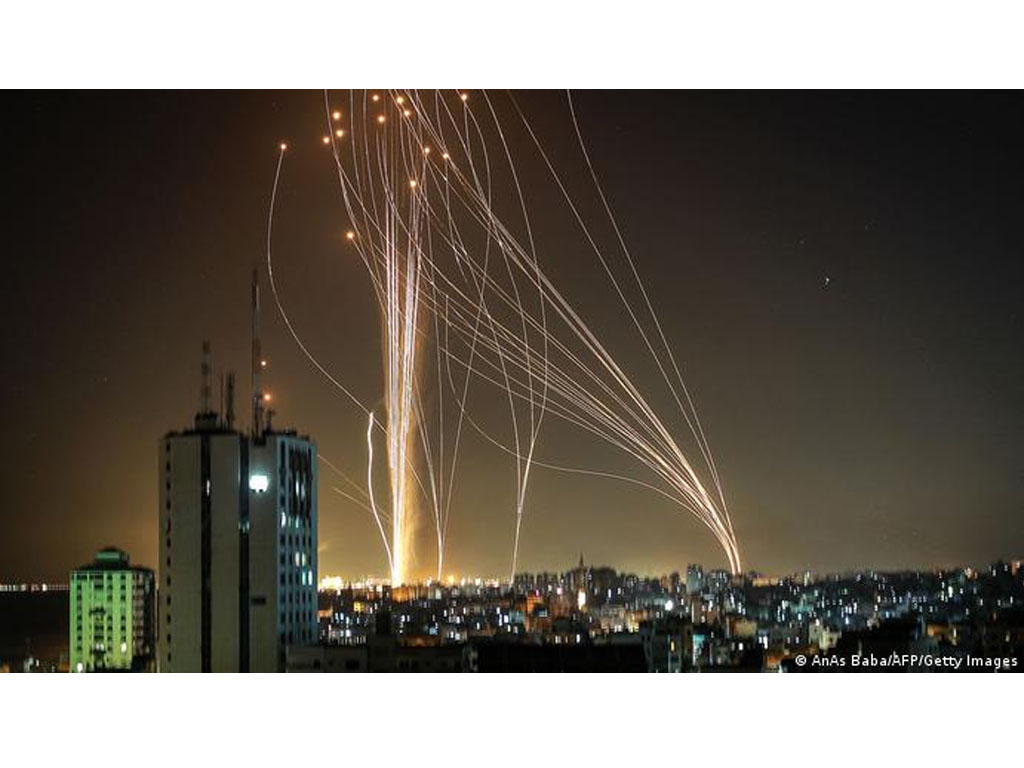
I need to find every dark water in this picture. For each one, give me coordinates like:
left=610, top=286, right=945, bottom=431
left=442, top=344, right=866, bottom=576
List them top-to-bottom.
left=0, top=592, right=69, bottom=671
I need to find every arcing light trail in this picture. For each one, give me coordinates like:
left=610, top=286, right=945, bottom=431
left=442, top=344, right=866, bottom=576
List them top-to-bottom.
left=267, top=90, right=742, bottom=583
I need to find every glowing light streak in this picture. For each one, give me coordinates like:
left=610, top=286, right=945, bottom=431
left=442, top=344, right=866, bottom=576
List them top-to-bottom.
left=268, top=90, right=742, bottom=582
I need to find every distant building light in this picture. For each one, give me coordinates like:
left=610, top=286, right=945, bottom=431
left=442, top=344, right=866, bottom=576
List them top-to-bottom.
left=249, top=474, right=270, bottom=493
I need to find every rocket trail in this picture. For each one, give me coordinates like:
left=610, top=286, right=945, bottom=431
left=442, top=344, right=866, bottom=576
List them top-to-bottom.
left=268, top=90, right=742, bottom=580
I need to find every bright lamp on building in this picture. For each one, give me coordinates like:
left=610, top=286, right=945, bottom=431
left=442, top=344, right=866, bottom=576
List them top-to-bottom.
left=249, top=474, right=269, bottom=493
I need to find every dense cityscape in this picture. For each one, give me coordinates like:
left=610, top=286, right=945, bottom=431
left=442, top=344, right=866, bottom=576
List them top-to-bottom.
left=3, top=554, right=1021, bottom=672
left=311, top=558, right=1024, bottom=672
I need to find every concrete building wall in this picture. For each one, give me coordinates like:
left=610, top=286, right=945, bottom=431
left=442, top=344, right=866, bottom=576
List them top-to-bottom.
left=159, top=428, right=317, bottom=673
left=210, top=434, right=241, bottom=672
left=160, top=435, right=202, bottom=673
left=249, top=438, right=279, bottom=672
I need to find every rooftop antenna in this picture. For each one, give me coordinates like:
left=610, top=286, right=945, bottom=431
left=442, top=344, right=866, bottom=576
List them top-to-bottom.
left=251, top=267, right=263, bottom=436
left=200, top=340, right=212, bottom=415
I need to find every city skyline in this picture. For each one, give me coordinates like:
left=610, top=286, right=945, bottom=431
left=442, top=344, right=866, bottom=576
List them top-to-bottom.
left=2, top=91, right=1023, bottom=582
left=6, top=548, right=1019, bottom=673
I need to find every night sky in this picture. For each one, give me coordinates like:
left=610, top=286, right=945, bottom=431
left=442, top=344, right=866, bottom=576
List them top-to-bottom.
left=3, top=90, right=1022, bottom=582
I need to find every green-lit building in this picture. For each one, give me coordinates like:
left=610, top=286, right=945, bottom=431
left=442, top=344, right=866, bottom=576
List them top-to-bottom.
left=70, top=548, right=155, bottom=672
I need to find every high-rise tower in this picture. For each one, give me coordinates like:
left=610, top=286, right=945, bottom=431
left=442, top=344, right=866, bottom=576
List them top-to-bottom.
left=158, top=271, right=317, bottom=672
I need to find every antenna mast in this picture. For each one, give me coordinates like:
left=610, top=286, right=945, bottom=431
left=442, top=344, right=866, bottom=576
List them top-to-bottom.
left=251, top=267, right=263, bottom=436
left=200, top=340, right=212, bottom=415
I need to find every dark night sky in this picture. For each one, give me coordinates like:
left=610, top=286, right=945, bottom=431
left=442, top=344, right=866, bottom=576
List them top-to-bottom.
left=2, top=90, right=1022, bottom=582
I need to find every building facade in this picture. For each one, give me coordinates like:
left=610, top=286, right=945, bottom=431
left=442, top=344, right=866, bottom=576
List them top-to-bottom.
left=159, top=414, right=317, bottom=672
left=70, top=548, right=155, bottom=672
left=641, top=615, right=692, bottom=673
